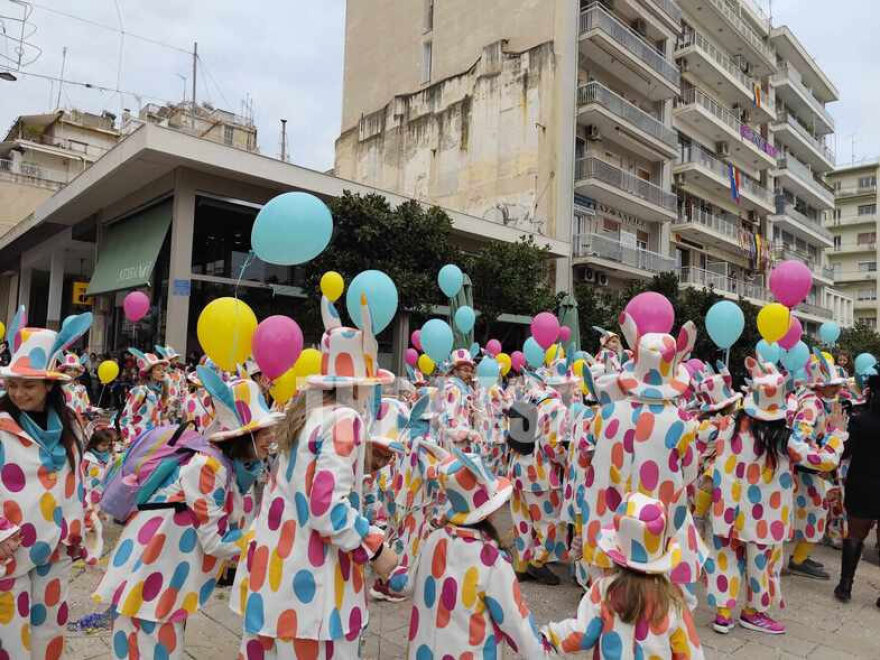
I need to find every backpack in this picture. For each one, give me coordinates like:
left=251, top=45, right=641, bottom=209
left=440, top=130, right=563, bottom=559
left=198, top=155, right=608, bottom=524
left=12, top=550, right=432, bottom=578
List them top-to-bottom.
left=100, top=422, right=231, bottom=522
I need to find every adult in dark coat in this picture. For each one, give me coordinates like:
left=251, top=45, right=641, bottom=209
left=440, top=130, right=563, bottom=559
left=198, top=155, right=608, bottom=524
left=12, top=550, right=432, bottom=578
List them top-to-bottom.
left=834, top=373, right=880, bottom=605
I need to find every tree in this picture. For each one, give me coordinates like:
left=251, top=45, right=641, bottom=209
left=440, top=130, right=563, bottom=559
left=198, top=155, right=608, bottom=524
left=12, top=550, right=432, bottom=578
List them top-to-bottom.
left=838, top=321, right=880, bottom=364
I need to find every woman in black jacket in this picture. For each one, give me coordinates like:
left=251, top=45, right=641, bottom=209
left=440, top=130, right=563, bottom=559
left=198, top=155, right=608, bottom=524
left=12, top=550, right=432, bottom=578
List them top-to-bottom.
left=834, top=373, right=880, bottom=605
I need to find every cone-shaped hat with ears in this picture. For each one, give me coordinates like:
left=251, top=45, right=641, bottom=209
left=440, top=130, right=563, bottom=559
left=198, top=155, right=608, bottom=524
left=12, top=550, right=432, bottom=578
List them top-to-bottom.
left=306, top=295, right=395, bottom=389
left=0, top=307, right=93, bottom=381
left=617, top=312, right=696, bottom=401
left=593, top=325, right=622, bottom=348
left=154, top=345, right=181, bottom=362
left=129, top=348, right=168, bottom=377
left=449, top=348, right=474, bottom=368
left=804, top=348, right=846, bottom=388
left=58, top=352, right=87, bottom=376
left=583, top=352, right=626, bottom=405
left=539, top=355, right=582, bottom=389
left=743, top=357, right=788, bottom=421
left=693, top=361, right=743, bottom=413
left=197, top=365, right=284, bottom=442
left=439, top=448, right=513, bottom=525
left=597, top=493, right=682, bottom=575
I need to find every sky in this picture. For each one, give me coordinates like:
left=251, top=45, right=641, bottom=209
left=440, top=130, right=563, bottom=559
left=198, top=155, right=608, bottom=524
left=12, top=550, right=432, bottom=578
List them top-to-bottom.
left=0, top=0, right=878, bottom=172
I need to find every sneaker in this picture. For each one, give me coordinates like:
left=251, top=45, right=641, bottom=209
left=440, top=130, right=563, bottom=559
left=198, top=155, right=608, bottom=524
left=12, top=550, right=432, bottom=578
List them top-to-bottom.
left=803, top=557, right=825, bottom=569
left=788, top=558, right=830, bottom=580
left=527, top=563, right=561, bottom=586
left=370, top=580, right=406, bottom=603
left=739, top=611, right=786, bottom=635
left=713, top=614, right=735, bottom=634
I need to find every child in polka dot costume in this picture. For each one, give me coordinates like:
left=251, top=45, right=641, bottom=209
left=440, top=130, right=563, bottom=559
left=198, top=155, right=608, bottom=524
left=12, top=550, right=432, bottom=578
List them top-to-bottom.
left=233, top=296, right=398, bottom=659
left=0, top=307, right=92, bottom=659
left=156, top=346, right=187, bottom=423
left=118, top=349, right=172, bottom=446
left=438, top=349, right=483, bottom=453
left=57, top=353, right=93, bottom=422
left=96, top=370, right=282, bottom=660
left=182, top=371, right=215, bottom=433
left=473, top=378, right=512, bottom=477
left=80, top=419, right=116, bottom=565
left=388, top=449, right=553, bottom=658
left=543, top=492, right=705, bottom=658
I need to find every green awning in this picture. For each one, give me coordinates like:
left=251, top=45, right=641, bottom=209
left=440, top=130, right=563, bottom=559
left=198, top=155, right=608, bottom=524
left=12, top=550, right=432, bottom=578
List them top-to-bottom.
left=86, top=200, right=172, bottom=296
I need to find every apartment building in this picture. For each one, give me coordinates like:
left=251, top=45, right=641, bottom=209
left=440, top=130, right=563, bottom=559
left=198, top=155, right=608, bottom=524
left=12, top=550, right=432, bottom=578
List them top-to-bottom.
left=123, top=102, right=258, bottom=152
left=827, top=162, right=880, bottom=328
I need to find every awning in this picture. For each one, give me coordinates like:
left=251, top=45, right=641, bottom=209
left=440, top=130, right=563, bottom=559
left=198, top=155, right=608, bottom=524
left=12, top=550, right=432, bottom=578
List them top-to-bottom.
left=86, top=199, right=172, bottom=296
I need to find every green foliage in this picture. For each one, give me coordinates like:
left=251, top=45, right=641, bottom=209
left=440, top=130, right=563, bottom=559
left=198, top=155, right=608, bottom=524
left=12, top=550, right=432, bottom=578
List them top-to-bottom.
left=838, top=322, right=880, bottom=364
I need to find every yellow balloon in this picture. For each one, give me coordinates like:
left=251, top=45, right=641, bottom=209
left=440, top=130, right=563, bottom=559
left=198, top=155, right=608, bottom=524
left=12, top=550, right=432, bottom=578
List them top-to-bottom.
left=320, top=271, right=345, bottom=303
left=197, top=297, right=258, bottom=372
left=757, top=303, right=790, bottom=344
left=0, top=322, right=5, bottom=339
left=545, top=344, right=565, bottom=365
left=269, top=348, right=324, bottom=405
left=294, top=348, right=323, bottom=380
left=821, top=352, right=835, bottom=365
left=496, top=353, right=512, bottom=377
left=417, top=354, right=435, bottom=375
left=572, top=358, right=586, bottom=379
left=97, top=360, right=120, bottom=385
left=270, top=367, right=297, bottom=405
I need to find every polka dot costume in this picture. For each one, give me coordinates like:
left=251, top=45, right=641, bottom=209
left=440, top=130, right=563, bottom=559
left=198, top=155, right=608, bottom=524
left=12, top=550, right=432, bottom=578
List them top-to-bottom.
left=438, top=377, right=481, bottom=452
left=118, top=384, right=168, bottom=446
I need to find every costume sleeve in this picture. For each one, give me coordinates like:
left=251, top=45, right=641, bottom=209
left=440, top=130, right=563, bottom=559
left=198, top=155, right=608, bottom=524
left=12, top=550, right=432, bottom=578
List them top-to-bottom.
left=119, top=387, right=147, bottom=444
left=787, top=398, right=844, bottom=472
left=307, top=408, right=384, bottom=563
left=677, top=416, right=701, bottom=487
left=695, top=419, right=718, bottom=459
left=179, top=454, right=248, bottom=560
left=81, top=457, right=106, bottom=513
left=0, top=517, right=19, bottom=543
left=484, top=550, right=553, bottom=657
left=542, top=582, right=604, bottom=654
left=669, top=606, right=706, bottom=660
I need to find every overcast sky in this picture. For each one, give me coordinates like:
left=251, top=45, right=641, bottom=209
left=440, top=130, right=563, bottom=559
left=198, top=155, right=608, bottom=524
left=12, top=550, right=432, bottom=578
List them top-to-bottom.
left=0, top=0, right=877, bottom=171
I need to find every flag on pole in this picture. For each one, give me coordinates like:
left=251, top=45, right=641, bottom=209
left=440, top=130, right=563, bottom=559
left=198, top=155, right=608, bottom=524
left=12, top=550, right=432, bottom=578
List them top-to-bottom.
left=728, top=163, right=741, bottom=204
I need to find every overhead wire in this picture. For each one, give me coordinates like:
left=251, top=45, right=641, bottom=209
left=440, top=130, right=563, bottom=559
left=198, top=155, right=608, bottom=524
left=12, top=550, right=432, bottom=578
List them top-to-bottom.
left=9, top=68, right=180, bottom=107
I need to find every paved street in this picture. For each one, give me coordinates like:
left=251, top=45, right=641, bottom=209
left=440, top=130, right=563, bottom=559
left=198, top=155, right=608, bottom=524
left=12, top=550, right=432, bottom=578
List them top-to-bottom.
left=67, top=525, right=880, bottom=659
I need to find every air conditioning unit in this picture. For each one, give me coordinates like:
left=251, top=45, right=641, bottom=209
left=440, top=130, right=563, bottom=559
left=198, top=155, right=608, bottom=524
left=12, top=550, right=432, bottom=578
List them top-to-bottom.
left=632, top=18, right=647, bottom=37
left=743, top=62, right=754, bottom=76
left=586, top=125, right=601, bottom=141
left=716, top=141, right=731, bottom=158
left=583, top=267, right=596, bottom=283
left=597, top=272, right=610, bottom=287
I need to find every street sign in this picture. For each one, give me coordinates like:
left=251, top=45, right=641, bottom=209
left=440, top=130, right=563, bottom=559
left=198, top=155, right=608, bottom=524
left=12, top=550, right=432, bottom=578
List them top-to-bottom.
left=72, top=281, right=93, bottom=306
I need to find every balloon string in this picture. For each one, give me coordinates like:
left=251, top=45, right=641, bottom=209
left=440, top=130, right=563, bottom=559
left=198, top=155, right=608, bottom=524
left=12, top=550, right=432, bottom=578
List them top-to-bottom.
left=229, top=251, right=256, bottom=372
left=98, top=384, right=105, bottom=408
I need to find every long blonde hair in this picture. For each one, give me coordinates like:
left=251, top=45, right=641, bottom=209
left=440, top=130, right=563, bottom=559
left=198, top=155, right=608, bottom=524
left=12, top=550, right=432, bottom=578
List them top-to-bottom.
left=277, top=389, right=335, bottom=453
left=605, top=567, right=684, bottom=625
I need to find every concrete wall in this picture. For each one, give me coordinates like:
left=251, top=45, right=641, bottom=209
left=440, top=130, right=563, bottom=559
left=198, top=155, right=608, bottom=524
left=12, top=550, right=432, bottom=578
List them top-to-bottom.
left=0, top=180, right=54, bottom=234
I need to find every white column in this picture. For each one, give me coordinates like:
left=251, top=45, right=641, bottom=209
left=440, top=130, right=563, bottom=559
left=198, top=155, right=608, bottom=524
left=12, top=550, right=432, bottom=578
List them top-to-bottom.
left=165, top=172, right=195, bottom=351
left=46, top=250, right=65, bottom=330
left=17, top=268, right=31, bottom=315
left=5, top=273, right=18, bottom=324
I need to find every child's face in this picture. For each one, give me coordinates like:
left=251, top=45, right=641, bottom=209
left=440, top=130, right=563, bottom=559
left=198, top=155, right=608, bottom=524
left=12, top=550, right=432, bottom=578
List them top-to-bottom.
left=94, top=438, right=112, bottom=454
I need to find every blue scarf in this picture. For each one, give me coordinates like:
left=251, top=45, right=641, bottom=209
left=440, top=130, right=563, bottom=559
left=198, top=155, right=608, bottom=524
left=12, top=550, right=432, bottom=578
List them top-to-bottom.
left=20, top=408, right=66, bottom=472
left=91, top=450, right=111, bottom=465
left=233, top=459, right=264, bottom=494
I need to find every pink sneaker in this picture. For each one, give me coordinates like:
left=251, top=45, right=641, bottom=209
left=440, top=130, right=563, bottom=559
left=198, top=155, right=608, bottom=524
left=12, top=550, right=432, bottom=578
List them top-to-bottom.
left=739, top=611, right=785, bottom=635
left=713, top=614, right=735, bottom=634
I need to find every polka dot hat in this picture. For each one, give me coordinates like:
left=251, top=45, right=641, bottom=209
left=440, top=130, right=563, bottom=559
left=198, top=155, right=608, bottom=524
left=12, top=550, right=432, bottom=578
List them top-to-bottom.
left=0, top=306, right=92, bottom=382
left=128, top=348, right=168, bottom=377
left=450, top=348, right=474, bottom=368
left=804, top=348, right=846, bottom=388
left=58, top=352, right=86, bottom=377
left=583, top=352, right=626, bottom=405
left=539, top=355, right=582, bottom=389
left=743, top=357, right=788, bottom=421
left=692, top=361, right=743, bottom=413
left=197, top=365, right=284, bottom=442
left=439, top=448, right=513, bottom=526
left=597, top=492, right=682, bottom=575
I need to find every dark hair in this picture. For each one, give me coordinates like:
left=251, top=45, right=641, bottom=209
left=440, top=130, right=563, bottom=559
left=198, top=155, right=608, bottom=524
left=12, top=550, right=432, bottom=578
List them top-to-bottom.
left=867, top=374, right=880, bottom=415
left=0, top=385, right=81, bottom=470
left=737, top=409, right=790, bottom=472
left=87, top=427, right=116, bottom=451
left=216, top=433, right=258, bottom=462
left=462, top=516, right=502, bottom=546
left=606, top=566, right=684, bottom=625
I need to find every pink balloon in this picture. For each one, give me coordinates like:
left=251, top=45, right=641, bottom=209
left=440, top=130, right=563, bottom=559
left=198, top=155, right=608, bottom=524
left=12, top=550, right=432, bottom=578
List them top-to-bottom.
left=770, top=261, right=813, bottom=308
left=123, top=291, right=150, bottom=322
left=624, top=292, right=674, bottom=334
left=531, top=312, right=560, bottom=349
left=252, top=315, right=304, bottom=381
left=778, top=316, right=803, bottom=351
left=559, top=326, right=572, bottom=343
left=411, top=330, right=422, bottom=351
left=486, top=339, right=502, bottom=357
left=405, top=348, right=419, bottom=368
left=510, top=351, right=526, bottom=372
left=685, top=359, right=705, bottom=377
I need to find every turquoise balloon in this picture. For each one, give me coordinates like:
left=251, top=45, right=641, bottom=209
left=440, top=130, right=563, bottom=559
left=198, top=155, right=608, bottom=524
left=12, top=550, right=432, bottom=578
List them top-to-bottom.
left=251, top=192, right=332, bottom=265
left=438, top=264, right=464, bottom=298
left=346, top=270, right=398, bottom=334
left=705, top=301, right=744, bottom=349
left=454, top=306, right=475, bottom=333
left=421, top=319, right=454, bottom=364
left=819, top=322, right=841, bottom=346
left=524, top=337, right=544, bottom=369
left=756, top=340, right=782, bottom=364
left=781, top=341, right=810, bottom=372
left=855, top=353, right=877, bottom=375
left=476, top=357, right=500, bottom=387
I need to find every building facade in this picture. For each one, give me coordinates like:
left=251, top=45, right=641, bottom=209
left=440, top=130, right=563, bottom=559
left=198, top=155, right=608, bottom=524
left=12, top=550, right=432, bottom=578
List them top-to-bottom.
left=827, top=161, right=880, bottom=328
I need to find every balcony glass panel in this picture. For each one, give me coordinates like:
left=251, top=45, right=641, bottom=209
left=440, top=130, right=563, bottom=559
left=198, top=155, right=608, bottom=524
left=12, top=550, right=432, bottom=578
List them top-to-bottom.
left=578, top=82, right=677, bottom=148
left=576, top=157, right=677, bottom=212
left=574, top=232, right=676, bottom=273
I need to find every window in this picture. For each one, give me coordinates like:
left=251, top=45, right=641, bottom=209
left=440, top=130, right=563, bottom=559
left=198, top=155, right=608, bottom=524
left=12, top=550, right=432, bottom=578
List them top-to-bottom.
left=424, top=0, right=435, bottom=32
left=422, top=41, right=433, bottom=84
left=223, top=125, right=234, bottom=145
left=859, top=176, right=877, bottom=188
left=833, top=181, right=842, bottom=191
left=858, top=204, right=877, bottom=216
left=834, top=209, right=842, bottom=220
left=636, top=230, right=649, bottom=251
left=857, top=232, right=877, bottom=245
left=833, top=235, right=841, bottom=249
left=858, top=261, right=877, bottom=273
left=833, top=263, right=842, bottom=276
left=857, top=289, right=877, bottom=301
left=857, top=317, right=877, bottom=329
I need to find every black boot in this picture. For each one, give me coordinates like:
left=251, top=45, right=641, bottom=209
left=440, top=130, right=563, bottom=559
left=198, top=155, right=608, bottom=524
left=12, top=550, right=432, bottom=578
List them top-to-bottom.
left=834, top=538, right=864, bottom=603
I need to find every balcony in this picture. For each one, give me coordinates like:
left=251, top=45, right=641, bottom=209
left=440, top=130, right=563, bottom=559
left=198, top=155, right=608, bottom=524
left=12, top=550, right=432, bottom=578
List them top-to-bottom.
left=639, top=0, right=682, bottom=28
left=676, top=0, right=776, bottom=74
left=579, top=3, right=680, bottom=101
left=675, top=27, right=775, bottom=123
left=771, top=63, right=834, bottom=134
left=577, top=82, right=678, bottom=160
left=674, top=85, right=777, bottom=170
left=772, top=111, right=835, bottom=172
left=674, top=144, right=775, bottom=214
left=775, top=156, right=835, bottom=210
left=575, top=157, right=677, bottom=222
left=0, top=158, right=66, bottom=190
left=835, top=184, right=878, bottom=200
left=771, top=197, right=834, bottom=247
left=673, top=206, right=750, bottom=251
left=829, top=214, right=878, bottom=228
left=574, top=232, right=676, bottom=276
left=832, top=242, right=878, bottom=255
left=772, top=245, right=835, bottom=283
left=677, top=266, right=770, bottom=303
left=833, top=270, right=879, bottom=284
left=854, top=299, right=878, bottom=311
left=795, top=302, right=834, bottom=321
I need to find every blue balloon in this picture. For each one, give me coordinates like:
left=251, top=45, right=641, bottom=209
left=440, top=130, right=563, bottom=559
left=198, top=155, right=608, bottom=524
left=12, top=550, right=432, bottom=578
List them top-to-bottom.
left=251, top=192, right=332, bottom=266
left=438, top=264, right=464, bottom=298
left=346, top=270, right=398, bottom=334
left=705, top=301, right=744, bottom=349
left=454, top=306, right=475, bottom=333
left=421, top=319, right=454, bottom=364
left=819, top=322, right=841, bottom=346
left=524, top=337, right=544, bottom=369
left=756, top=340, right=782, bottom=364
left=781, top=341, right=810, bottom=372
left=855, top=353, right=878, bottom=376
left=476, top=357, right=500, bottom=387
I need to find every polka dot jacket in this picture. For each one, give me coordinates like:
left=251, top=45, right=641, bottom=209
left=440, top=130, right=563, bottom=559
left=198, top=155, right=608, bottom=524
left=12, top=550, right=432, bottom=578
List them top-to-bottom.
left=439, top=378, right=481, bottom=451
left=62, top=382, right=92, bottom=420
left=119, top=384, right=168, bottom=445
left=231, top=405, right=385, bottom=642
left=0, top=413, right=85, bottom=578
left=93, top=452, right=247, bottom=622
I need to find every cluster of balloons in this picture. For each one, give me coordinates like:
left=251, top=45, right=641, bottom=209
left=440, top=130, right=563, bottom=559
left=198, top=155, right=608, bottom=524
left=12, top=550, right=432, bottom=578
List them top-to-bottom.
left=757, top=261, right=815, bottom=346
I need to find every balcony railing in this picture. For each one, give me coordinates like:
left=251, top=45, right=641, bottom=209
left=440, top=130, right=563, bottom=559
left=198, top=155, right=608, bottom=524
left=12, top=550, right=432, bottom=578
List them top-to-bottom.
left=646, top=0, right=682, bottom=23
left=703, top=0, right=775, bottom=64
left=579, top=3, right=680, bottom=86
left=773, top=63, right=834, bottom=129
left=578, top=82, right=677, bottom=148
left=677, top=86, right=776, bottom=158
left=777, top=111, right=835, bottom=164
left=677, top=144, right=773, bottom=203
left=777, top=156, right=834, bottom=203
left=575, top=157, right=677, bottom=212
left=0, top=158, right=67, bottom=188
left=835, top=184, right=878, bottom=198
left=773, top=197, right=833, bottom=241
left=674, top=207, right=744, bottom=242
left=830, top=214, right=878, bottom=227
left=574, top=232, right=676, bottom=273
left=772, top=244, right=835, bottom=279
left=678, top=266, right=769, bottom=300
left=797, top=302, right=834, bottom=319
